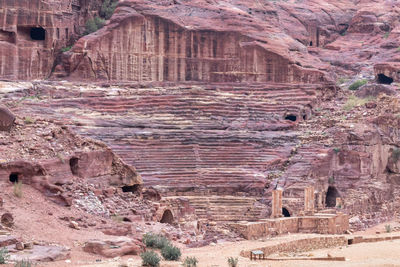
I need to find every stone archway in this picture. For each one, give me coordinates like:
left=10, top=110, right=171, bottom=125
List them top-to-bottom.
left=325, top=186, right=340, bottom=207
left=160, top=209, right=174, bottom=224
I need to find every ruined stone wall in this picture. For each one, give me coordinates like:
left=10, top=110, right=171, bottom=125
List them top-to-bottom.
left=0, top=0, right=100, bottom=80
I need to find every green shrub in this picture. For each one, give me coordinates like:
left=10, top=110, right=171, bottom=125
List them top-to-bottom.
left=100, top=0, right=118, bottom=20
left=84, top=17, right=106, bottom=35
left=61, top=46, right=72, bottom=53
left=348, top=79, right=367, bottom=91
left=343, top=95, right=373, bottom=111
left=328, top=176, right=335, bottom=184
left=385, top=224, right=392, bottom=233
left=143, top=233, right=170, bottom=249
left=161, top=244, right=181, bottom=261
left=0, top=248, right=9, bottom=264
left=141, top=251, right=160, bottom=267
left=182, top=256, right=198, bottom=267
left=228, top=257, right=239, bottom=267
left=14, top=259, right=32, bottom=267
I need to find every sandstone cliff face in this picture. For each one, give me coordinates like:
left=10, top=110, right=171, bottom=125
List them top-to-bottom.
left=0, top=0, right=101, bottom=80
left=58, top=0, right=349, bottom=83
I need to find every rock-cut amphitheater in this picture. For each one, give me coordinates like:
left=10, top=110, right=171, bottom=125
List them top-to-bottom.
left=1, top=0, right=400, bottom=266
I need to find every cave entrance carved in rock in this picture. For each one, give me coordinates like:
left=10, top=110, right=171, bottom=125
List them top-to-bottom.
left=30, top=27, right=46, bottom=41
left=377, top=74, right=393, bottom=85
left=285, top=114, right=297, bottom=122
left=69, top=157, right=79, bottom=175
left=9, top=173, right=19, bottom=183
left=122, top=184, right=140, bottom=193
left=325, top=186, right=340, bottom=207
left=282, top=207, right=291, bottom=217
left=160, top=209, right=174, bottom=224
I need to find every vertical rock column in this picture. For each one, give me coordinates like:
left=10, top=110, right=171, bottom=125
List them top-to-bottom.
left=304, top=186, right=315, bottom=215
left=271, top=189, right=283, bottom=218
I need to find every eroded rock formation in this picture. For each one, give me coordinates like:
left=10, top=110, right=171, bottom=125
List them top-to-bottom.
left=0, top=0, right=102, bottom=80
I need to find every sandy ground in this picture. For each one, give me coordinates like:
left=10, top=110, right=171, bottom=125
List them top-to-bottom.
left=77, top=230, right=400, bottom=267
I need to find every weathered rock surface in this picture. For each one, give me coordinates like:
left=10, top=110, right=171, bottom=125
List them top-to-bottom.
left=0, top=0, right=102, bottom=80
left=0, top=106, right=15, bottom=131
left=83, top=237, right=143, bottom=258
left=8, top=245, right=70, bottom=262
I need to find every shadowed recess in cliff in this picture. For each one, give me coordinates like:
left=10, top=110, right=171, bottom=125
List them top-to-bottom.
left=377, top=74, right=393, bottom=85
left=326, top=186, right=340, bottom=207
left=160, top=209, right=174, bottom=224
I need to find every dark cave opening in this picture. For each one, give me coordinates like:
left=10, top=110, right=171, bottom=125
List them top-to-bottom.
left=30, top=27, right=46, bottom=41
left=377, top=74, right=393, bottom=85
left=285, top=115, right=297, bottom=122
left=69, top=157, right=79, bottom=175
left=9, top=173, right=19, bottom=183
left=122, top=184, right=140, bottom=193
left=326, top=186, right=340, bottom=207
left=282, top=207, right=291, bottom=217
left=160, top=209, right=174, bottom=224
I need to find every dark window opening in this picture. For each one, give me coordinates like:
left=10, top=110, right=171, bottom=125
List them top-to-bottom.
left=30, top=27, right=46, bottom=41
left=56, top=28, right=60, bottom=39
left=309, top=41, right=313, bottom=46
left=377, top=74, right=393, bottom=85
left=303, top=114, right=307, bottom=120
left=285, top=115, right=297, bottom=122
left=69, top=157, right=79, bottom=175
left=9, top=173, right=19, bottom=183
left=122, top=184, right=140, bottom=193
left=326, top=186, right=340, bottom=207
left=282, top=207, right=291, bottom=217
left=160, top=209, right=174, bottom=224
left=122, top=217, right=131, bottom=222
left=348, top=239, right=353, bottom=245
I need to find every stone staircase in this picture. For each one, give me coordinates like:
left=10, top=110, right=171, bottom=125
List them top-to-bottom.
left=164, top=195, right=266, bottom=222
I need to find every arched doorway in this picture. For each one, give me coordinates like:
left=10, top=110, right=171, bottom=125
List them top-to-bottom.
left=325, top=186, right=340, bottom=207
left=282, top=207, right=291, bottom=217
left=160, top=209, right=174, bottom=224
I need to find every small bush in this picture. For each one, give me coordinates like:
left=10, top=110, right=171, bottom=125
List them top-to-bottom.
left=100, top=0, right=118, bottom=20
left=84, top=17, right=106, bottom=35
left=384, top=32, right=390, bottom=39
left=61, top=46, right=72, bottom=53
left=336, top=77, right=349, bottom=85
left=348, top=79, right=367, bottom=91
left=343, top=95, right=373, bottom=111
left=24, top=116, right=34, bottom=124
left=333, top=148, right=341, bottom=154
left=328, top=176, right=335, bottom=184
left=13, top=181, right=23, bottom=198
left=385, top=224, right=392, bottom=233
left=143, top=233, right=170, bottom=249
left=161, top=244, right=181, bottom=261
left=0, top=248, right=9, bottom=264
left=141, top=251, right=160, bottom=267
left=182, top=256, right=198, bottom=267
left=228, top=257, right=239, bottom=267
left=14, top=259, right=33, bottom=267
